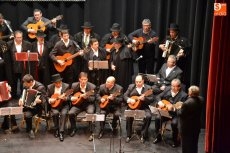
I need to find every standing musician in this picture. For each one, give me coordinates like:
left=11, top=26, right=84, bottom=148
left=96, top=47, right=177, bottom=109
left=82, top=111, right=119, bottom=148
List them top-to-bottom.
left=21, top=9, right=57, bottom=40
left=0, top=13, right=14, bottom=41
left=128, top=19, right=159, bottom=74
left=100, top=23, right=129, bottom=60
left=49, top=29, right=83, bottom=85
left=7, top=30, right=32, bottom=99
left=31, top=30, right=52, bottom=87
left=83, top=38, right=107, bottom=87
left=110, top=38, right=134, bottom=91
left=68, top=72, right=96, bottom=141
left=18, top=74, right=46, bottom=139
left=47, top=74, right=70, bottom=142
left=124, top=75, right=154, bottom=143
left=96, top=76, right=123, bottom=139
left=153, top=78, right=187, bottom=148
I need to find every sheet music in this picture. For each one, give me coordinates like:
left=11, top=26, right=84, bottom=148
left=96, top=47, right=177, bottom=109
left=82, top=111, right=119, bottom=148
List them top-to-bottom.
left=88, top=60, right=108, bottom=69
left=149, top=105, right=172, bottom=119
left=0, top=107, right=23, bottom=116
left=124, top=110, right=146, bottom=119
left=85, top=114, right=105, bottom=121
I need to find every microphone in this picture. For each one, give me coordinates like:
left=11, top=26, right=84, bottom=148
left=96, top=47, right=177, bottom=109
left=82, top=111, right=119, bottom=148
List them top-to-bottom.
left=136, top=55, right=143, bottom=61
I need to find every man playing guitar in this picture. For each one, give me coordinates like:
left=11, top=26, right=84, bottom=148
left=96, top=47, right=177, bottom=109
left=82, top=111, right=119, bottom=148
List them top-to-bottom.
left=21, top=9, right=57, bottom=40
left=49, top=30, right=83, bottom=85
left=68, top=72, right=96, bottom=141
left=47, top=74, right=70, bottom=142
left=124, top=75, right=154, bottom=143
left=96, top=76, right=123, bottom=139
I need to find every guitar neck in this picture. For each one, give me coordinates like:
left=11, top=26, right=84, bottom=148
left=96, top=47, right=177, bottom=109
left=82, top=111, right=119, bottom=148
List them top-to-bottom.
left=66, top=52, right=80, bottom=61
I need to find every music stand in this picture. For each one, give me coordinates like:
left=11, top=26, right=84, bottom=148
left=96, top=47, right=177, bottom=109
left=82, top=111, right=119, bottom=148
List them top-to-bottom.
left=15, top=52, right=39, bottom=74
left=88, top=60, right=109, bottom=69
left=149, top=105, right=172, bottom=143
left=0, top=107, right=23, bottom=134
left=124, top=110, right=146, bottom=142
left=83, top=113, right=105, bottom=153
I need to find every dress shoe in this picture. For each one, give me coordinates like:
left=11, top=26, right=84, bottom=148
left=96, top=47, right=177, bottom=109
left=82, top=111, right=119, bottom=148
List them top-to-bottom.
left=11, top=126, right=20, bottom=133
left=69, top=129, right=76, bottom=137
left=28, top=130, right=35, bottom=139
left=54, top=130, right=59, bottom=138
left=98, top=131, right=103, bottom=139
left=59, top=132, right=64, bottom=142
left=88, top=134, right=93, bottom=141
left=140, top=136, right=145, bottom=143
left=125, top=137, right=131, bottom=143
left=153, top=137, right=162, bottom=144
left=170, top=141, right=180, bottom=148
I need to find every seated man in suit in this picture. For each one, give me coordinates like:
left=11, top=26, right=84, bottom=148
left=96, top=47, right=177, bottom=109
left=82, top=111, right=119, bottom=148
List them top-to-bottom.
left=152, top=55, right=183, bottom=94
left=68, top=72, right=96, bottom=141
left=18, top=74, right=46, bottom=139
left=47, top=74, right=70, bottom=142
left=124, top=75, right=154, bottom=143
left=96, top=76, right=123, bottom=139
left=153, top=78, right=187, bottom=148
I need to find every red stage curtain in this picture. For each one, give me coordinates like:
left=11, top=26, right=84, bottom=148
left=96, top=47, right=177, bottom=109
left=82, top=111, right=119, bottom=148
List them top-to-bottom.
left=205, top=1, right=230, bottom=153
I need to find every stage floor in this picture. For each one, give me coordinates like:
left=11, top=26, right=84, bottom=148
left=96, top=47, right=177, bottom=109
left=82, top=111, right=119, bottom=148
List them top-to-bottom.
left=0, top=112, right=205, bottom=153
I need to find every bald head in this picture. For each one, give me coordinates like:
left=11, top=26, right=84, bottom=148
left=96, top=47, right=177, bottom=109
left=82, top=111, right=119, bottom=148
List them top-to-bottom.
left=135, top=75, right=144, bottom=88
left=106, top=76, right=116, bottom=89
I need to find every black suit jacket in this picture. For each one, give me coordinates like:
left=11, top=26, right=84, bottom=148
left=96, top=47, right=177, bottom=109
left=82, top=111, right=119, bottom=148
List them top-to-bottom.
left=74, top=31, right=100, bottom=49
left=7, top=40, right=32, bottom=74
left=157, top=63, right=183, bottom=86
left=47, top=82, right=70, bottom=107
left=70, top=82, right=96, bottom=105
left=96, top=84, right=123, bottom=108
left=124, top=84, right=154, bottom=110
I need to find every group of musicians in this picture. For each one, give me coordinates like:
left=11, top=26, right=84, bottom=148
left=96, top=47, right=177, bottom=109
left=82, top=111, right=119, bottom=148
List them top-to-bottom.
left=0, top=9, right=202, bottom=152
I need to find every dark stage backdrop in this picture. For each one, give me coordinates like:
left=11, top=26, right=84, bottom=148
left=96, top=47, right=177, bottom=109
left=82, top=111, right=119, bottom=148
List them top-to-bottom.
left=0, top=0, right=213, bottom=126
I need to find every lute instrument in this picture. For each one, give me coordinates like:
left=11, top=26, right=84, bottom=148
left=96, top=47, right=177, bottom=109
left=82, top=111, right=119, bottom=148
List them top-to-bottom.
left=128, top=89, right=153, bottom=109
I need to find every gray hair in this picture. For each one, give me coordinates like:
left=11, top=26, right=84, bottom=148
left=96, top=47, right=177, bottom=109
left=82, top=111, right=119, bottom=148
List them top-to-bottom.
left=142, top=19, right=151, bottom=25
left=188, top=85, right=200, bottom=97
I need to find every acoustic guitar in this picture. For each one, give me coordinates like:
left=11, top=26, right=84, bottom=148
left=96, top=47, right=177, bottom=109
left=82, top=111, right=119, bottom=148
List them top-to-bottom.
left=27, top=15, right=63, bottom=39
left=129, top=36, right=159, bottom=52
left=104, top=43, right=114, bottom=60
left=53, top=49, right=88, bottom=72
left=50, top=89, right=73, bottom=108
left=128, top=89, right=153, bottom=109
left=71, top=90, right=95, bottom=106
left=99, top=90, right=121, bottom=109
left=158, top=99, right=183, bottom=111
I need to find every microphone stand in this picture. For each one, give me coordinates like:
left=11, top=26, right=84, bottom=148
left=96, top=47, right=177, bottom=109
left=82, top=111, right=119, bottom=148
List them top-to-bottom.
left=27, top=50, right=31, bottom=74
left=117, top=116, right=124, bottom=153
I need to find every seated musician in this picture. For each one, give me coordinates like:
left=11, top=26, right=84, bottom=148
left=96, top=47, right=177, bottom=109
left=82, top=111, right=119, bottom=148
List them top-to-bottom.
left=21, top=9, right=56, bottom=41
left=152, top=55, right=183, bottom=94
left=68, top=72, right=96, bottom=141
left=18, top=74, right=46, bottom=139
left=47, top=74, right=71, bottom=142
left=124, top=75, right=154, bottom=143
left=96, top=76, right=123, bottom=139
left=153, top=78, right=187, bottom=148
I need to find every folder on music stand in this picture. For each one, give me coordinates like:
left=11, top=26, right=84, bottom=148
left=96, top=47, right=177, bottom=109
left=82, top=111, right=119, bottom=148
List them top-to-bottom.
left=15, top=52, right=39, bottom=62
left=88, top=60, right=109, bottom=69
left=138, top=73, right=159, bottom=83
left=149, top=105, right=172, bottom=119
left=0, top=107, right=23, bottom=116
left=124, top=110, right=146, bottom=119
left=84, top=113, right=105, bottom=122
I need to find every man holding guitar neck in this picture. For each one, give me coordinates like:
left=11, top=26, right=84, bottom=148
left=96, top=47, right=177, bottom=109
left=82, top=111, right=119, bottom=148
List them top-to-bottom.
left=21, top=9, right=57, bottom=41
left=128, top=19, right=159, bottom=74
left=49, top=30, right=84, bottom=85
left=68, top=72, right=96, bottom=141
left=47, top=74, right=71, bottom=142
left=124, top=75, right=154, bottom=143
left=96, top=76, right=123, bottom=139
left=153, top=78, right=187, bottom=148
